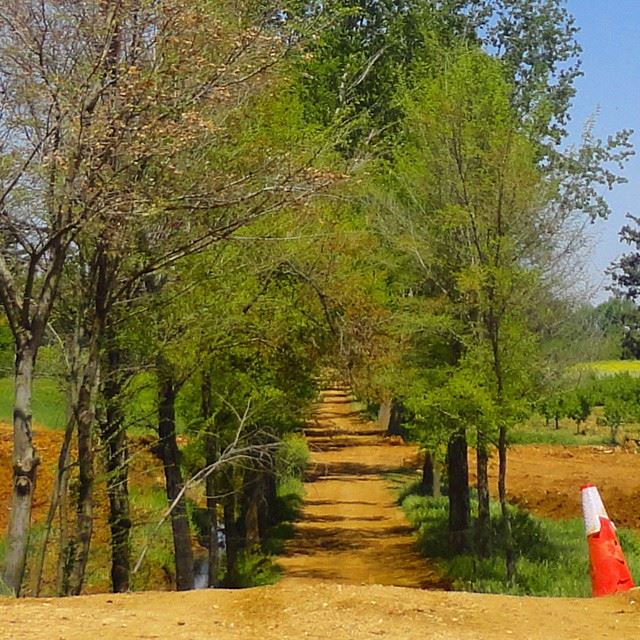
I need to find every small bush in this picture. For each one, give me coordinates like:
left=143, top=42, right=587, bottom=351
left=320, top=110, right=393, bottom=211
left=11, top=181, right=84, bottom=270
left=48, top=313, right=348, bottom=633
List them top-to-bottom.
left=276, top=434, right=310, bottom=480
left=234, top=550, right=282, bottom=587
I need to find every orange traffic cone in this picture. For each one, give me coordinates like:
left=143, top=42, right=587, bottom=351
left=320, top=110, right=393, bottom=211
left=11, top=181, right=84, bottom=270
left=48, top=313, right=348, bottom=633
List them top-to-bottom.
left=580, top=484, right=634, bottom=597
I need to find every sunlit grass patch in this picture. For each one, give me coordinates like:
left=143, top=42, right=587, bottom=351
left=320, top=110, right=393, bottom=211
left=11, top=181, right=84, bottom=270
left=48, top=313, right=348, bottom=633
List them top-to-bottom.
left=573, top=360, right=640, bottom=377
left=0, top=377, right=66, bottom=430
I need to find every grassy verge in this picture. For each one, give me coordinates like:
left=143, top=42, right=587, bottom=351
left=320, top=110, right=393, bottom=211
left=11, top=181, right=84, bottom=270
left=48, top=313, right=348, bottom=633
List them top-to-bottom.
left=400, top=488, right=640, bottom=597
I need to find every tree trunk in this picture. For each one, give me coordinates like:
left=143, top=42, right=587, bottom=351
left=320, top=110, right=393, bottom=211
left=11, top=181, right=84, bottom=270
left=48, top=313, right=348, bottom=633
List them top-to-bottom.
left=3, top=342, right=39, bottom=595
left=101, top=346, right=131, bottom=593
left=66, top=353, right=100, bottom=596
left=157, top=366, right=194, bottom=591
left=201, top=375, right=219, bottom=588
left=377, top=399, right=391, bottom=431
left=387, top=400, right=404, bottom=437
left=33, top=414, right=74, bottom=596
left=498, top=425, right=516, bottom=582
left=475, top=428, right=491, bottom=559
left=447, top=429, right=470, bottom=554
left=421, top=450, right=434, bottom=495
left=433, top=461, right=442, bottom=498
left=205, top=466, right=219, bottom=588
left=263, top=467, right=278, bottom=529
left=241, top=469, right=261, bottom=548
left=256, top=469, right=272, bottom=539
left=223, top=496, right=241, bottom=588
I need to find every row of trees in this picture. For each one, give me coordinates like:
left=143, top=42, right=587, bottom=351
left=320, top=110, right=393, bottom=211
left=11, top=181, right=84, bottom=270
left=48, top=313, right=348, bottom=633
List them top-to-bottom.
left=0, top=0, right=633, bottom=595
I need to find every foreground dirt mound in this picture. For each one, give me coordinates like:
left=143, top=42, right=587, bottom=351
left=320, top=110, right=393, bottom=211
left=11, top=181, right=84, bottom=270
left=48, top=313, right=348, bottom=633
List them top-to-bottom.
left=1, top=579, right=639, bottom=640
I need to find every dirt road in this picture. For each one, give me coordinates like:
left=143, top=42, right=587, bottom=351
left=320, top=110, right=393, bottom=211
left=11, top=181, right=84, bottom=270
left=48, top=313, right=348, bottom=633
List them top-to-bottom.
left=278, top=388, right=444, bottom=588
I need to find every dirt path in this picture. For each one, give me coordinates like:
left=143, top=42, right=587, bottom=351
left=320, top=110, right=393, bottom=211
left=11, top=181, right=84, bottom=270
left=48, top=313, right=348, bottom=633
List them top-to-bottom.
left=278, top=388, right=444, bottom=588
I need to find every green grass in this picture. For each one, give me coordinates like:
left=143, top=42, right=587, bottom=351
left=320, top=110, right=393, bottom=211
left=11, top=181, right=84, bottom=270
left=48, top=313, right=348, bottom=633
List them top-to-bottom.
left=0, top=372, right=159, bottom=433
left=0, top=377, right=66, bottom=430
left=509, top=414, right=609, bottom=446
left=400, top=491, right=640, bottom=597
left=0, top=536, right=11, bottom=596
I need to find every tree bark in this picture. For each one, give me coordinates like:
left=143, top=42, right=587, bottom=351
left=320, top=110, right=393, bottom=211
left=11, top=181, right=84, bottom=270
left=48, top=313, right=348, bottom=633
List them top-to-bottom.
left=3, top=342, right=39, bottom=595
left=101, top=345, right=131, bottom=593
left=66, top=351, right=100, bottom=596
left=157, top=365, right=194, bottom=591
left=201, top=374, right=219, bottom=588
left=377, top=399, right=391, bottom=431
left=386, top=400, right=404, bottom=437
left=33, top=413, right=74, bottom=596
left=498, top=425, right=516, bottom=582
left=475, top=428, right=491, bottom=559
left=447, top=429, right=470, bottom=554
left=421, top=450, right=434, bottom=495
left=433, top=460, right=442, bottom=498
left=205, top=464, right=219, bottom=588
left=241, top=469, right=262, bottom=548
left=223, top=496, right=241, bottom=588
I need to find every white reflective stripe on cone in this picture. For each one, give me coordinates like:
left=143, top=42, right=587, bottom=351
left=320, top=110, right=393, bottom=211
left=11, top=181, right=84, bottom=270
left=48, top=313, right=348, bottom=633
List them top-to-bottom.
left=581, top=485, right=609, bottom=536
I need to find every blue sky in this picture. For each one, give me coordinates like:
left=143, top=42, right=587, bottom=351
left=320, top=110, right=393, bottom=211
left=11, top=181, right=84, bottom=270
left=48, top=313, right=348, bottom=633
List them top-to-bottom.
left=565, top=1, right=640, bottom=302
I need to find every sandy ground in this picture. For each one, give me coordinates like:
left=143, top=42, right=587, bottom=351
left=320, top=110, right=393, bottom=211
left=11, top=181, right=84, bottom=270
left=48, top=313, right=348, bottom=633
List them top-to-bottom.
left=2, top=389, right=640, bottom=638
left=0, top=580, right=639, bottom=640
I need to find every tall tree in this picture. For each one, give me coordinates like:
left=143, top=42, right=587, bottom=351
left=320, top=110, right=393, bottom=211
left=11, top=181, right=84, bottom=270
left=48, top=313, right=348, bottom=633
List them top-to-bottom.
left=374, top=47, right=598, bottom=576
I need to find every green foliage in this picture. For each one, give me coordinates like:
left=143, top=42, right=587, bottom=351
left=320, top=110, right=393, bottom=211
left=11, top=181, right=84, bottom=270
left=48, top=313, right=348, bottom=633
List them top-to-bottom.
left=374, top=48, right=550, bottom=452
left=276, top=434, right=310, bottom=481
left=226, top=551, right=282, bottom=588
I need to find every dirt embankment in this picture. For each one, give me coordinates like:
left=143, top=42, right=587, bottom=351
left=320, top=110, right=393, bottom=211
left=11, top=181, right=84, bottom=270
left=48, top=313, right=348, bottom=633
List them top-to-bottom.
left=487, top=444, right=640, bottom=529
left=1, top=579, right=639, bottom=640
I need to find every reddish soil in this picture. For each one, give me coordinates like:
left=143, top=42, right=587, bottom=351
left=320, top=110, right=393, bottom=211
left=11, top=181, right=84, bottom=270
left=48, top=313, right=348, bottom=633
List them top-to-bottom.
left=2, top=390, right=640, bottom=638
left=0, top=423, right=63, bottom=531
left=489, top=445, right=640, bottom=530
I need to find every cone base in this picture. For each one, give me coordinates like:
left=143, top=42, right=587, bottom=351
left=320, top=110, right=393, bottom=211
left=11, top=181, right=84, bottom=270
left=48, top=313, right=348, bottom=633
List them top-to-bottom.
left=589, top=517, right=635, bottom=597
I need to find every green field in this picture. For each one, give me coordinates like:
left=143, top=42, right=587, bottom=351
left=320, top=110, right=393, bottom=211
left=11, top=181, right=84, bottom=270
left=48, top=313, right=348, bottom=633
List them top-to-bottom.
left=572, top=360, right=640, bottom=377
left=0, top=377, right=67, bottom=430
